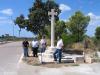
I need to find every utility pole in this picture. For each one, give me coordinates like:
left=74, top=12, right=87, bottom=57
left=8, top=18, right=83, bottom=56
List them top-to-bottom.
left=11, top=16, right=15, bottom=40
left=19, top=29, right=21, bottom=37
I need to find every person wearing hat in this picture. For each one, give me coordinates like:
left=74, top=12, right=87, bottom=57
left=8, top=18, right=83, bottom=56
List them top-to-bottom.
left=31, top=37, right=39, bottom=57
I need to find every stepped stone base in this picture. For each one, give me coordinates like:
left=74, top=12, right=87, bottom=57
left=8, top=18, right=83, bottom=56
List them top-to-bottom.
left=38, top=47, right=56, bottom=63
left=38, top=47, right=85, bottom=63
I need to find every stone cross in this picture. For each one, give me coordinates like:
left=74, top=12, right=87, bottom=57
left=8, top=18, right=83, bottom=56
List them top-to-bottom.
left=48, top=9, right=57, bottom=48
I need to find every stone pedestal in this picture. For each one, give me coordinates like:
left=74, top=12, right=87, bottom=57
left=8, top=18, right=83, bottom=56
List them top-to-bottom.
left=38, top=47, right=56, bottom=63
left=97, top=51, right=100, bottom=57
left=85, top=55, right=92, bottom=63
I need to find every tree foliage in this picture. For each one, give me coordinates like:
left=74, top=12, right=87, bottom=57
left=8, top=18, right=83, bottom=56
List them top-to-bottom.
left=14, top=0, right=61, bottom=35
left=66, top=11, right=90, bottom=42
left=14, top=14, right=25, bottom=30
left=43, top=20, right=66, bottom=39
left=55, top=20, right=66, bottom=39
left=95, top=26, right=100, bottom=40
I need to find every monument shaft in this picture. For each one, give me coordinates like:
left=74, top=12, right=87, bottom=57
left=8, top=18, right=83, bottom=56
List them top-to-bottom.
left=48, top=9, right=57, bottom=48
left=51, top=14, right=54, bottom=47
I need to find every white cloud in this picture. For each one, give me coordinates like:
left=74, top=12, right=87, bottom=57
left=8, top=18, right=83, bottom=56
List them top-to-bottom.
left=59, top=4, right=71, bottom=12
left=0, top=8, right=13, bottom=16
left=86, top=12, right=100, bottom=36
left=88, top=12, right=100, bottom=25
left=88, top=12, right=95, bottom=17
left=0, top=16, right=13, bottom=25
left=25, top=16, right=28, bottom=19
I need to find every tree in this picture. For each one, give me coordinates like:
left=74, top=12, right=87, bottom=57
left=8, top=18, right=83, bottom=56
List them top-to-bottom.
left=15, top=0, right=60, bottom=36
left=66, top=11, right=90, bottom=42
left=14, top=14, right=25, bottom=36
left=43, top=20, right=66, bottom=39
left=55, top=20, right=66, bottom=39
left=95, top=26, right=100, bottom=40
left=95, top=26, right=100, bottom=51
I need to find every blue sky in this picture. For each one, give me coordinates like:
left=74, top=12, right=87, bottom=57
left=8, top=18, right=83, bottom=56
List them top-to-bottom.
left=0, top=0, right=100, bottom=37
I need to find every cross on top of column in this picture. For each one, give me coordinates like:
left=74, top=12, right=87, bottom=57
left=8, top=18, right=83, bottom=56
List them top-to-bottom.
left=48, top=9, right=57, bottom=17
left=48, top=9, right=57, bottom=48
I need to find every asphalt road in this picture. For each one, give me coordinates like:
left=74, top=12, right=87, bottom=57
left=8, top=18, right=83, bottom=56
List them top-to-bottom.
left=0, top=41, right=22, bottom=75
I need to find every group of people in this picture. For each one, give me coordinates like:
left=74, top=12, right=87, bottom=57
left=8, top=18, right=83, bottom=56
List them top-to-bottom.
left=22, top=36, right=64, bottom=63
left=22, top=36, right=47, bottom=57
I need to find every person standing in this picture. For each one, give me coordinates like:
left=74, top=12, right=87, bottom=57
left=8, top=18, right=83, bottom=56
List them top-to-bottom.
left=40, top=36, right=47, bottom=53
left=53, top=36, right=64, bottom=63
left=32, top=37, right=39, bottom=57
left=22, top=38, right=29, bottom=57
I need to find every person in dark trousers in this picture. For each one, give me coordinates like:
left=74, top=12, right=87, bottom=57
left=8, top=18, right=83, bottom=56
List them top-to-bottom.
left=53, top=36, right=64, bottom=63
left=32, top=37, right=39, bottom=57
left=22, top=38, right=29, bottom=57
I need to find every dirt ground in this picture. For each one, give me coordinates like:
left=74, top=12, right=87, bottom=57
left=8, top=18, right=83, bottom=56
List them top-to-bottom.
left=22, top=56, right=80, bottom=68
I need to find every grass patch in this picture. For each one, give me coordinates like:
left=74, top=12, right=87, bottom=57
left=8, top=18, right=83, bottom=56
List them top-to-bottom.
left=32, top=63, right=41, bottom=66
left=64, top=63, right=79, bottom=67
left=71, top=64, right=79, bottom=66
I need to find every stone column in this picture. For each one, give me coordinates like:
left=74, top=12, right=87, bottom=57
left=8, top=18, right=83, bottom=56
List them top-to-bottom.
left=48, top=9, right=57, bottom=48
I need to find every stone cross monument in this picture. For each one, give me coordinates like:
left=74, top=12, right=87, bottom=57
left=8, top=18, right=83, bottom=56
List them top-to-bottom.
left=38, top=9, right=57, bottom=63
left=48, top=9, right=57, bottom=48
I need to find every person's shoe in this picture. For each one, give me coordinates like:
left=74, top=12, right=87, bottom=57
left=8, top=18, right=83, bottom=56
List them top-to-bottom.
left=27, top=55, right=29, bottom=57
left=54, top=59, right=57, bottom=61
left=54, top=61, right=57, bottom=64
left=54, top=61, right=61, bottom=64
left=56, top=61, right=61, bottom=64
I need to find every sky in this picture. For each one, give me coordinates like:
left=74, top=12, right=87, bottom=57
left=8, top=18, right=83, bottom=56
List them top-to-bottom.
left=0, top=0, right=100, bottom=37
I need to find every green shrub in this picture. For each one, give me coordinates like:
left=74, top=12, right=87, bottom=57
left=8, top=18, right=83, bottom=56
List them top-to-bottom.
left=61, top=33, right=75, bottom=46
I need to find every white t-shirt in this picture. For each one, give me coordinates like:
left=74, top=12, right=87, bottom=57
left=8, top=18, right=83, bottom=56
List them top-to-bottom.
left=40, top=39, right=46, bottom=48
left=56, top=39, right=64, bottom=49
left=32, top=40, right=39, bottom=47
